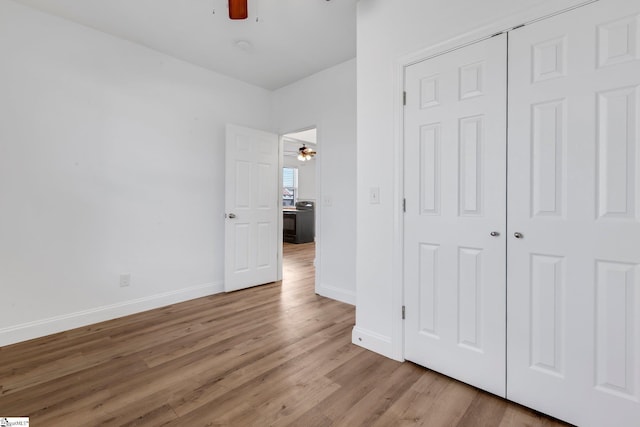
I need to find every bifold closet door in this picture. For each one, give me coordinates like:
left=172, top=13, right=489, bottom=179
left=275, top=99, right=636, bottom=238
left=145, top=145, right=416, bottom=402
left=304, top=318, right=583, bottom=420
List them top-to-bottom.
left=507, top=1, right=640, bottom=426
left=404, top=34, right=507, bottom=397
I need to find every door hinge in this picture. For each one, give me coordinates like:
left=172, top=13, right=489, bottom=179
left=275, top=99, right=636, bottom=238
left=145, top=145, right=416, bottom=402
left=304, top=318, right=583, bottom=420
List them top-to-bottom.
left=403, top=91, right=407, bottom=106
left=403, top=198, right=406, bottom=213
left=402, top=305, right=406, bottom=320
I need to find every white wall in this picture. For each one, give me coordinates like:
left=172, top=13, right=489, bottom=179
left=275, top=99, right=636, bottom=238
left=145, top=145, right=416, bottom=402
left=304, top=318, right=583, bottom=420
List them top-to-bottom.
left=0, top=0, right=272, bottom=345
left=354, top=0, right=593, bottom=359
left=273, top=59, right=357, bottom=305
left=283, top=155, right=316, bottom=202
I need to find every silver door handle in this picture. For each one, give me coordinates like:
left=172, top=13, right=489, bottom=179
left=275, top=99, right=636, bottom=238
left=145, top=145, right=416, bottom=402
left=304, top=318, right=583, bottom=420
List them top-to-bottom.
left=227, top=213, right=236, bottom=219
left=490, top=231, right=500, bottom=237
left=514, top=232, right=523, bottom=239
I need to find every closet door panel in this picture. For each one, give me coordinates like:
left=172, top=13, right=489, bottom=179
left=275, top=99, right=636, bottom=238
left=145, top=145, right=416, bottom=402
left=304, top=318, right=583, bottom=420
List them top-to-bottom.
left=507, top=1, right=640, bottom=426
left=404, top=34, right=507, bottom=397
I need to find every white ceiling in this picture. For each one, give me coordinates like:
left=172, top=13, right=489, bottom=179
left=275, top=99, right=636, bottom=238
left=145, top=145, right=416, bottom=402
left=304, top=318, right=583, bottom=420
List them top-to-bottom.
left=13, top=0, right=358, bottom=90
left=284, top=128, right=317, bottom=145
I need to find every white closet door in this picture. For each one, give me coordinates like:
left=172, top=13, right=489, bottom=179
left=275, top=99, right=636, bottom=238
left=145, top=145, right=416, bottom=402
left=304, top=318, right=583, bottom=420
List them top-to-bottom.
left=507, top=1, right=640, bottom=426
left=404, top=34, right=507, bottom=397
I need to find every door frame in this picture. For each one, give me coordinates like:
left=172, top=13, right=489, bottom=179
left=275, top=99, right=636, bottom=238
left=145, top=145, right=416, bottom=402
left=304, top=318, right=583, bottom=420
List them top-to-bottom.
left=391, top=0, right=598, bottom=362
left=279, top=125, right=321, bottom=295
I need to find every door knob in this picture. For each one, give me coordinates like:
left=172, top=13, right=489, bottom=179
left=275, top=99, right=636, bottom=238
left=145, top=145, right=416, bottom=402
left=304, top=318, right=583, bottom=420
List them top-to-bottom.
left=227, top=213, right=237, bottom=219
left=490, top=231, right=500, bottom=237
left=514, top=232, right=523, bottom=239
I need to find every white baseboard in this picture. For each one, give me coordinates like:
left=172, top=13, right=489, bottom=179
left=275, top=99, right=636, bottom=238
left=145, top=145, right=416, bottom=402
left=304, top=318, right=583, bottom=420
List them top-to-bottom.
left=0, top=282, right=223, bottom=347
left=316, top=283, right=356, bottom=306
left=352, top=326, right=402, bottom=361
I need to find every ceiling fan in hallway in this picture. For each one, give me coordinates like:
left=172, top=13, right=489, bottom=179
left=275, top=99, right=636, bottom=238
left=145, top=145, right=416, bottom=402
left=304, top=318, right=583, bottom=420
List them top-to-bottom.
left=297, top=144, right=317, bottom=161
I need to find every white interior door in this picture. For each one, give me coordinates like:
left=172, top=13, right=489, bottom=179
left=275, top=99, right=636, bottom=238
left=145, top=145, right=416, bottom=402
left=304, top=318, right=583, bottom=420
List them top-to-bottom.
left=507, top=1, right=640, bottom=425
left=404, top=34, right=507, bottom=397
left=225, top=124, right=279, bottom=292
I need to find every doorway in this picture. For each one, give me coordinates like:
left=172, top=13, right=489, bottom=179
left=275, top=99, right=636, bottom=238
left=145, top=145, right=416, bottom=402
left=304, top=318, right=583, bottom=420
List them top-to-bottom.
left=280, top=127, right=318, bottom=290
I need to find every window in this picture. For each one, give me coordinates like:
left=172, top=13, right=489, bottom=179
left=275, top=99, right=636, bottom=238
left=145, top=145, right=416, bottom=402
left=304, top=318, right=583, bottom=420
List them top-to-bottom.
left=283, top=167, right=298, bottom=207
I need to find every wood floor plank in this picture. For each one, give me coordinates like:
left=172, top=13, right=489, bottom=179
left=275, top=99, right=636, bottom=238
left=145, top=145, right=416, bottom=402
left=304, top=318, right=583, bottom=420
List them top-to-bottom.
left=0, top=242, right=571, bottom=427
left=167, top=328, right=361, bottom=421
left=291, top=353, right=402, bottom=425
left=0, top=354, right=148, bottom=417
left=328, top=362, right=425, bottom=426
left=371, top=370, right=451, bottom=427
left=416, top=381, right=479, bottom=427
left=457, top=392, right=509, bottom=427
left=498, top=405, right=567, bottom=427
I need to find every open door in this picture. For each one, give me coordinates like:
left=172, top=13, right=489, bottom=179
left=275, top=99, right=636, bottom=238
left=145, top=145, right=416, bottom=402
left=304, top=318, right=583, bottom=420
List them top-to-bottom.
left=225, top=124, right=279, bottom=292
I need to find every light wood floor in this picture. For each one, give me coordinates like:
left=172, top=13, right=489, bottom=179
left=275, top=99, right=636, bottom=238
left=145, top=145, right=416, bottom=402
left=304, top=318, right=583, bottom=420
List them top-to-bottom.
left=0, top=242, right=570, bottom=426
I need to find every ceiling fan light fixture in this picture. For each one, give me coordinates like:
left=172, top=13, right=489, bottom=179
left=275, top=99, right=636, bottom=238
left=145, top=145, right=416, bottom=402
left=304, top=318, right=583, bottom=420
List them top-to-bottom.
left=229, top=0, right=248, bottom=20
left=297, top=144, right=316, bottom=161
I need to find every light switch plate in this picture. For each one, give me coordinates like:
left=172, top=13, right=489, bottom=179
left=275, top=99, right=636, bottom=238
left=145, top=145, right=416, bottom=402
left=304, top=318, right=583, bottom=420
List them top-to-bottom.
left=369, top=187, right=380, bottom=204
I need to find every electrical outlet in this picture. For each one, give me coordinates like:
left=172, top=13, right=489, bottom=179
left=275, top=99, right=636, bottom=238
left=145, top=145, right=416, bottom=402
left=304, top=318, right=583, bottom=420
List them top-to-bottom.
left=119, top=273, right=131, bottom=287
